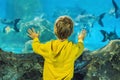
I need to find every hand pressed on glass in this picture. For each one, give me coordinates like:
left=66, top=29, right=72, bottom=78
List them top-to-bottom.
left=27, top=28, right=39, bottom=39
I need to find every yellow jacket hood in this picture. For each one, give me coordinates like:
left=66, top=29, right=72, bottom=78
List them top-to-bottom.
left=32, top=38, right=84, bottom=80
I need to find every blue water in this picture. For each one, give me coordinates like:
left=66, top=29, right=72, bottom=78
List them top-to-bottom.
left=0, top=0, right=120, bottom=53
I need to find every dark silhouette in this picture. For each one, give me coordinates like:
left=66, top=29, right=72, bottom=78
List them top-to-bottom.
left=112, top=0, right=120, bottom=18
left=98, top=13, right=106, bottom=27
left=0, top=18, right=21, bottom=32
left=100, top=28, right=120, bottom=42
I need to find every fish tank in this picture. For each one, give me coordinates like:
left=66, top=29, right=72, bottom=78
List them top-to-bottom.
left=0, top=0, right=120, bottom=80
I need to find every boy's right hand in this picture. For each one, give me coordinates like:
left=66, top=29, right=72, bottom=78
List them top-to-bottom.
left=27, top=28, right=39, bottom=39
left=78, top=29, right=86, bottom=41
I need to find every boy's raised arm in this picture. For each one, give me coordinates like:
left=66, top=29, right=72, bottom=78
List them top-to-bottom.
left=27, top=28, right=50, bottom=57
left=75, top=29, right=86, bottom=59
left=78, top=29, right=86, bottom=42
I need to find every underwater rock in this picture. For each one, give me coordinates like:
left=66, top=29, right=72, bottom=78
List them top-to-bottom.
left=0, top=39, right=120, bottom=80
left=83, top=39, right=120, bottom=80
left=0, top=49, right=44, bottom=80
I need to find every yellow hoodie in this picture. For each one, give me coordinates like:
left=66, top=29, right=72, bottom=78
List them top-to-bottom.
left=32, top=38, right=84, bottom=80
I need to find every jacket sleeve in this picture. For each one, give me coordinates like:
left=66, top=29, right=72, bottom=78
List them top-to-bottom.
left=32, top=38, right=50, bottom=58
left=74, top=40, right=84, bottom=60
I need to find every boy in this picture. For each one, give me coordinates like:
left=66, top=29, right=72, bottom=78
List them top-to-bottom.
left=28, top=16, right=86, bottom=80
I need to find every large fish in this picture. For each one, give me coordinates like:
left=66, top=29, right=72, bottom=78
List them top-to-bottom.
left=109, top=0, right=120, bottom=18
left=75, top=13, right=106, bottom=28
left=0, top=18, right=21, bottom=32
left=100, top=28, right=120, bottom=42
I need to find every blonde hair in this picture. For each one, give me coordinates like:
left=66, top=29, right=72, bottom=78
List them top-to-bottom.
left=54, top=16, right=74, bottom=39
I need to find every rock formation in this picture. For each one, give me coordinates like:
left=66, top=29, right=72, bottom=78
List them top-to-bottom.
left=83, top=40, right=120, bottom=80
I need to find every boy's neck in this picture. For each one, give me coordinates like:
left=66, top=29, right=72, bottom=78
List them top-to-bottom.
left=58, top=38, right=67, bottom=42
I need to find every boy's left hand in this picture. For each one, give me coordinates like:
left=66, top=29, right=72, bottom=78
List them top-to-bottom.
left=27, top=28, right=39, bottom=39
left=78, top=29, right=86, bottom=41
